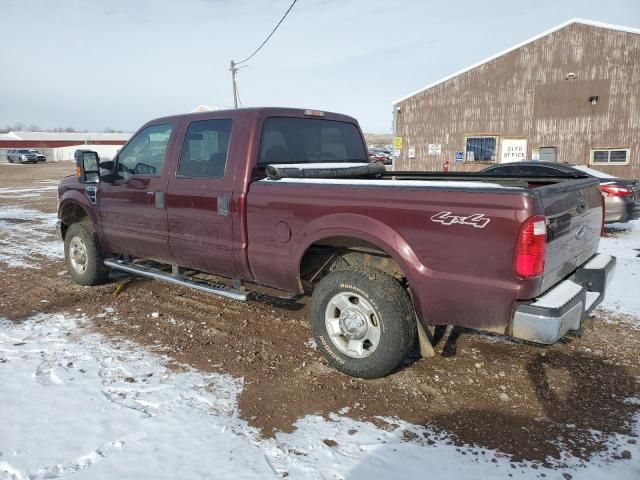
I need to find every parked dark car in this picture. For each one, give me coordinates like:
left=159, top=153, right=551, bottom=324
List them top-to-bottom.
left=7, top=149, right=38, bottom=164
left=28, top=149, right=47, bottom=162
left=481, top=162, right=640, bottom=223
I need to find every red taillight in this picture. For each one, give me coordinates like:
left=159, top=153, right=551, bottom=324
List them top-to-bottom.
left=600, top=184, right=633, bottom=197
left=514, top=215, right=546, bottom=278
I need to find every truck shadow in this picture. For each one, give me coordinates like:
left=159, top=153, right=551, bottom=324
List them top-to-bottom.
left=106, top=270, right=307, bottom=312
left=425, top=347, right=639, bottom=466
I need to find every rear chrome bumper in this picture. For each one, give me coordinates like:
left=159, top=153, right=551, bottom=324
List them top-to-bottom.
left=511, top=254, right=616, bottom=344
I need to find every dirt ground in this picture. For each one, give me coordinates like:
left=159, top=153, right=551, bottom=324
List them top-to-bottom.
left=1, top=161, right=638, bottom=469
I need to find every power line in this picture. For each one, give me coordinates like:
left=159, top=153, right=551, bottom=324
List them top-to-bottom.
left=229, top=0, right=299, bottom=108
left=236, top=0, right=299, bottom=66
left=236, top=82, right=243, bottom=108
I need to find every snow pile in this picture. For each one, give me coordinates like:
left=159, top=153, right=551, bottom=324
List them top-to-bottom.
left=0, top=206, right=62, bottom=269
left=1, top=313, right=638, bottom=480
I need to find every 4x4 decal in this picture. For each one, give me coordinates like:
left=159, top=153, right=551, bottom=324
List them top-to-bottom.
left=431, top=211, right=491, bottom=228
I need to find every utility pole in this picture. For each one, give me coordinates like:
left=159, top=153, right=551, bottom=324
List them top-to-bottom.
left=227, top=0, right=298, bottom=110
left=229, top=60, right=239, bottom=109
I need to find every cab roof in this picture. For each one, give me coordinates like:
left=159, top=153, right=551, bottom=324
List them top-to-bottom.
left=144, top=107, right=359, bottom=128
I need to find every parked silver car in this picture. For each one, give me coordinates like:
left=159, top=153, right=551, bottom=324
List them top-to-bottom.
left=7, top=149, right=38, bottom=164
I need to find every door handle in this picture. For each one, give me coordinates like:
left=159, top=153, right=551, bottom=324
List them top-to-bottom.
left=147, top=191, right=165, bottom=209
left=218, top=195, right=229, bottom=216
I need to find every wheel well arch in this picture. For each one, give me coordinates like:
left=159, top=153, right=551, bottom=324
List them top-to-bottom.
left=59, top=202, right=90, bottom=238
left=298, top=235, right=406, bottom=289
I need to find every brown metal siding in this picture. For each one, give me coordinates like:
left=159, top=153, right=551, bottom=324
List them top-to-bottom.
left=394, top=24, right=640, bottom=180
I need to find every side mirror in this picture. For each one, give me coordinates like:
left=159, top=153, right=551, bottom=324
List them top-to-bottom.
left=74, top=149, right=100, bottom=183
left=98, top=160, right=115, bottom=182
left=99, top=160, right=114, bottom=170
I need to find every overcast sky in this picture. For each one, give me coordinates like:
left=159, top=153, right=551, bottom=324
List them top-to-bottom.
left=0, top=0, right=638, bottom=133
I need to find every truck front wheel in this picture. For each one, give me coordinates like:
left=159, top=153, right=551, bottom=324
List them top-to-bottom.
left=64, top=222, right=109, bottom=286
left=310, top=268, right=417, bottom=379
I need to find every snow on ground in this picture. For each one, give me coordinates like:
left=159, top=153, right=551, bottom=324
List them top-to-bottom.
left=0, top=186, right=58, bottom=199
left=0, top=187, right=639, bottom=479
left=0, top=206, right=62, bottom=269
left=598, top=220, right=640, bottom=318
left=0, top=313, right=273, bottom=479
left=1, top=313, right=638, bottom=480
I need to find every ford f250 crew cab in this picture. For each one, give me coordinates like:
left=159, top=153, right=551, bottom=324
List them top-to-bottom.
left=57, top=108, right=615, bottom=379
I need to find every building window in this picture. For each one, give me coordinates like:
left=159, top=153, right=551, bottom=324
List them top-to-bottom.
left=465, top=135, right=498, bottom=162
left=590, top=148, right=630, bottom=165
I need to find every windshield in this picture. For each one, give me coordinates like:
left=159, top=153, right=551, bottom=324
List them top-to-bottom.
left=258, top=117, right=367, bottom=165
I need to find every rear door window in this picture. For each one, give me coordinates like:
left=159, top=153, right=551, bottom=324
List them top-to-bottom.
left=258, top=117, right=367, bottom=165
left=177, top=119, right=232, bottom=178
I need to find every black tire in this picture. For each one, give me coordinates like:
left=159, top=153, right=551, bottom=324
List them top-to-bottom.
left=64, top=222, right=109, bottom=286
left=310, top=267, right=417, bottom=379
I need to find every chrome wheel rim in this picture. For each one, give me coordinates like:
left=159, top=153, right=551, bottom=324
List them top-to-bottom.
left=69, top=236, right=88, bottom=274
left=325, top=292, right=380, bottom=359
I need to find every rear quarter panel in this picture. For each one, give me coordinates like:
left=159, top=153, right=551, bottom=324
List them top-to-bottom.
left=246, top=181, right=537, bottom=331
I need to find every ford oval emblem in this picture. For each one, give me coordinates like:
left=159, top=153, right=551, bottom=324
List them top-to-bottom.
left=575, top=225, right=586, bottom=240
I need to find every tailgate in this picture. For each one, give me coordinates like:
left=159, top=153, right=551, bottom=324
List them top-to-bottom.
left=536, top=178, right=602, bottom=293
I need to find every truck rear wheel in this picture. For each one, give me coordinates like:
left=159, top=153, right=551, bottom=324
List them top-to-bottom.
left=64, top=222, right=109, bottom=286
left=310, top=268, right=417, bottom=379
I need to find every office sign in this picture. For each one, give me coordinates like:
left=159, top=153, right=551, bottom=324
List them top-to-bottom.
left=500, top=139, right=527, bottom=163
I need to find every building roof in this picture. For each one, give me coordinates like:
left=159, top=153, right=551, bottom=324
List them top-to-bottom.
left=393, top=18, right=640, bottom=105
left=190, top=104, right=226, bottom=113
left=4, top=131, right=131, bottom=142
left=0, top=132, right=21, bottom=141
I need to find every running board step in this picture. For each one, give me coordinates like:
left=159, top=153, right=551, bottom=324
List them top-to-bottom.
left=104, top=259, right=248, bottom=301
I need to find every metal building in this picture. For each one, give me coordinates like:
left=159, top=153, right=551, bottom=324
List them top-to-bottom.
left=392, top=19, right=640, bottom=179
left=0, top=131, right=130, bottom=162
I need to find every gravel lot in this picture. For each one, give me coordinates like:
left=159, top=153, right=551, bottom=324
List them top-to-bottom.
left=1, top=161, right=639, bottom=476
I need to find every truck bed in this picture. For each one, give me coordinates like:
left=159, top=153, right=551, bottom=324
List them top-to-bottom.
left=247, top=170, right=603, bottom=332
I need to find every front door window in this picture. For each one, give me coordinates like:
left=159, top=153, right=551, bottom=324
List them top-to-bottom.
left=116, top=124, right=173, bottom=179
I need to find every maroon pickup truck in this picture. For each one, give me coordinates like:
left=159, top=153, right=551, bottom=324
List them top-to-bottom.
left=57, top=108, right=615, bottom=378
